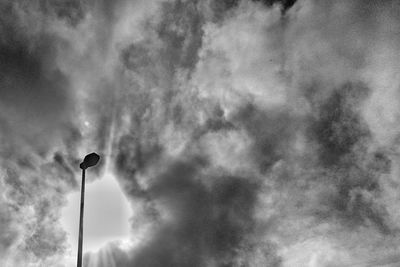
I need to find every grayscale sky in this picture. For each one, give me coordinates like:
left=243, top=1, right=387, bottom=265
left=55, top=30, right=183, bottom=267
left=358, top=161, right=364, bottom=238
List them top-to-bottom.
left=2, top=0, right=400, bottom=266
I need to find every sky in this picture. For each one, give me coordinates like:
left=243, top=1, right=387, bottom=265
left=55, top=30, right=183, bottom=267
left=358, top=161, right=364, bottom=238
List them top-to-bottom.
left=1, top=0, right=400, bottom=266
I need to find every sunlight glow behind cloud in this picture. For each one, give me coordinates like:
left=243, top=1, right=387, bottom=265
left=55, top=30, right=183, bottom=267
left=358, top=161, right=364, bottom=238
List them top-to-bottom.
left=61, top=173, right=131, bottom=255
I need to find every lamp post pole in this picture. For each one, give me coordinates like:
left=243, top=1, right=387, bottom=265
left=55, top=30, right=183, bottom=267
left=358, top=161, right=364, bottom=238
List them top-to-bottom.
left=76, top=153, right=100, bottom=267
left=77, top=168, right=86, bottom=267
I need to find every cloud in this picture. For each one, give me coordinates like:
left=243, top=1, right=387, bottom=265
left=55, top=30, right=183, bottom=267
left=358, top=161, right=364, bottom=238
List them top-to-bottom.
left=2, top=0, right=400, bottom=266
left=0, top=2, right=81, bottom=266
left=0, top=6, right=73, bottom=150
left=127, top=160, right=260, bottom=267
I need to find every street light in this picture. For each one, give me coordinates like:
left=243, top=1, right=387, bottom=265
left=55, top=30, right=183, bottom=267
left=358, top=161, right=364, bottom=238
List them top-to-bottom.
left=77, top=152, right=100, bottom=267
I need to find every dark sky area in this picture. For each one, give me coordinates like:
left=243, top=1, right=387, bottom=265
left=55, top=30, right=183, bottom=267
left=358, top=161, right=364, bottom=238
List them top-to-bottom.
left=1, top=0, right=400, bottom=266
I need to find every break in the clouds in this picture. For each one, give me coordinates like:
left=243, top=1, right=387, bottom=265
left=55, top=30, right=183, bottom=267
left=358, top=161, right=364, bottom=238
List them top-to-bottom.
left=2, top=0, right=400, bottom=266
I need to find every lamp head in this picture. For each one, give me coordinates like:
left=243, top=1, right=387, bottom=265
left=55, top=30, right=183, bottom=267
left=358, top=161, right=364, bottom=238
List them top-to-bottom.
left=80, top=153, right=100, bottom=169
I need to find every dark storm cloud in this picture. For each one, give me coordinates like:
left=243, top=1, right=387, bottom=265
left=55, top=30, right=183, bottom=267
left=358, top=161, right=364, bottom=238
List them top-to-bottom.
left=40, top=0, right=88, bottom=26
left=121, top=0, right=205, bottom=79
left=157, top=0, right=204, bottom=71
left=208, top=0, right=241, bottom=22
left=211, top=0, right=240, bottom=14
left=252, top=0, right=297, bottom=12
left=0, top=2, right=73, bottom=153
left=0, top=37, right=69, bottom=119
left=303, top=82, right=394, bottom=233
left=308, top=82, right=370, bottom=166
left=233, top=104, right=296, bottom=172
left=203, top=106, right=235, bottom=133
left=109, top=108, right=286, bottom=265
left=114, top=133, right=163, bottom=200
left=53, top=152, right=78, bottom=187
left=315, top=157, right=392, bottom=234
left=100, top=159, right=280, bottom=267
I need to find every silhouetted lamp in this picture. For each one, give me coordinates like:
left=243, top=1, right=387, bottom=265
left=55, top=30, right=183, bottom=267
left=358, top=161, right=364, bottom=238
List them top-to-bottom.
left=77, top=152, right=100, bottom=267
left=80, top=153, right=100, bottom=169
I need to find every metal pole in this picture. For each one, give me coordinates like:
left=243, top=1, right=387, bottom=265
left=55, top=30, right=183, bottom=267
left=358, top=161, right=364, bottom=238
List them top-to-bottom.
left=77, top=168, right=85, bottom=267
